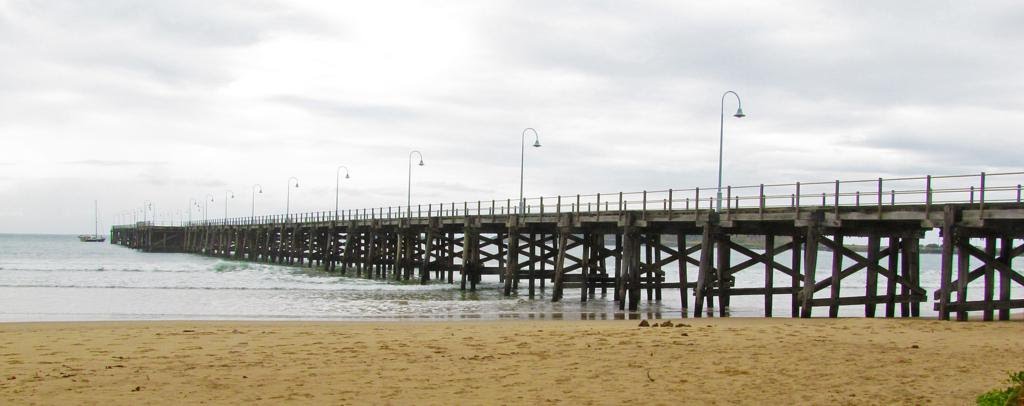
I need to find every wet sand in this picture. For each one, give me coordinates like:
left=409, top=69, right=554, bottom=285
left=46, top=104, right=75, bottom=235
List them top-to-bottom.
left=1, top=318, right=1020, bottom=405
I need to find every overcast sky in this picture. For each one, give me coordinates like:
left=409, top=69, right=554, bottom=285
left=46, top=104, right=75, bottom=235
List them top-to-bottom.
left=1, top=0, right=1022, bottom=234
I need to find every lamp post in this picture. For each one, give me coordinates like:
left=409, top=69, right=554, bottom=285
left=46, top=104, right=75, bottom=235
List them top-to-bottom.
left=716, top=90, right=745, bottom=212
left=519, top=128, right=542, bottom=215
left=407, top=151, right=425, bottom=218
left=335, top=165, right=351, bottom=219
left=285, top=177, right=299, bottom=222
left=251, top=184, right=262, bottom=218
left=223, top=190, right=234, bottom=220
left=204, top=194, right=214, bottom=223
left=188, top=198, right=199, bottom=224
left=143, top=200, right=153, bottom=224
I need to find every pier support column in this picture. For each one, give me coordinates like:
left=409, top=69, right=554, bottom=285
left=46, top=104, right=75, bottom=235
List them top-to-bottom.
left=938, top=206, right=958, bottom=320
left=800, top=220, right=820, bottom=318
left=327, top=221, right=337, bottom=272
left=615, top=222, right=641, bottom=312
left=503, top=224, right=519, bottom=296
left=693, top=224, right=715, bottom=317
left=421, top=227, right=434, bottom=285
left=461, top=227, right=479, bottom=291
left=551, top=227, right=570, bottom=302
left=626, top=227, right=642, bottom=312
left=370, top=228, right=381, bottom=278
left=339, top=229, right=352, bottom=274
left=403, top=229, right=416, bottom=281
left=393, top=230, right=404, bottom=280
left=580, top=231, right=591, bottom=303
left=790, top=231, right=802, bottom=318
left=447, top=232, right=456, bottom=284
left=529, top=232, right=537, bottom=299
left=613, top=233, right=623, bottom=302
left=678, top=233, right=689, bottom=313
left=828, top=233, right=844, bottom=318
left=716, top=234, right=732, bottom=317
left=763, top=234, right=775, bottom=317
left=956, top=234, right=970, bottom=321
left=885, top=236, right=900, bottom=317
left=903, top=236, right=921, bottom=317
left=983, top=237, right=997, bottom=321
left=998, top=237, right=1014, bottom=321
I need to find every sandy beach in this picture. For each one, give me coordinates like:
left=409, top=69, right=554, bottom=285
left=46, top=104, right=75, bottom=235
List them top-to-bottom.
left=1, top=318, right=1020, bottom=405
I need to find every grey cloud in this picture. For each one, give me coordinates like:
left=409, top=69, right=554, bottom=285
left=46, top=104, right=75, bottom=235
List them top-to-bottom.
left=1, top=0, right=330, bottom=87
left=6, top=0, right=317, bottom=47
left=479, top=1, right=1023, bottom=107
left=271, top=95, right=419, bottom=122
left=856, top=132, right=1024, bottom=171
left=66, top=160, right=167, bottom=167
left=142, top=175, right=227, bottom=189
left=187, top=178, right=229, bottom=189
left=415, top=180, right=494, bottom=196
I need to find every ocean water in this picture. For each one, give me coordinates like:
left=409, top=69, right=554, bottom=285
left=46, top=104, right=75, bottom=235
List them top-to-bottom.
left=0, top=234, right=1019, bottom=321
left=0, top=234, right=650, bottom=321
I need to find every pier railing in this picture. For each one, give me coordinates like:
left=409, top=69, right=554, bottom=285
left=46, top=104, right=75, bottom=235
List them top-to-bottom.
left=119, top=171, right=1024, bottom=227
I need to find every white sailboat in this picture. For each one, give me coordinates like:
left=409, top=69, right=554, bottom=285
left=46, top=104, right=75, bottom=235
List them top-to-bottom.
left=78, top=200, right=106, bottom=242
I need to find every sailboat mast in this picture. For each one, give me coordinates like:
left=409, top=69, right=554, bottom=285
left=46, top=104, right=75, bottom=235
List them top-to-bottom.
left=94, top=200, right=99, bottom=236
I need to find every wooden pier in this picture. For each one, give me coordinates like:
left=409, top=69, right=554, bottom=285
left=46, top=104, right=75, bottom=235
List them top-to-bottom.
left=111, top=172, right=1024, bottom=320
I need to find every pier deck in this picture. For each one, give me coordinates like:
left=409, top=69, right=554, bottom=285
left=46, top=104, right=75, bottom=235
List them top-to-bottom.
left=111, top=172, right=1024, bottom=320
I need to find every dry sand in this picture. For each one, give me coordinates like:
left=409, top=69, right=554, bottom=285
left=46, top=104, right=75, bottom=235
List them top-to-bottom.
left=1, top=318, right=1021, bottom=405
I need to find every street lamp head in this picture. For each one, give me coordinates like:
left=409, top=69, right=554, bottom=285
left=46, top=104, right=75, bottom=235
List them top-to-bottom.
left=733, top=107, right=745, bottom=118
left=523, top=127, right=541, bottom=148
left=418, top=159, right=425, bottom=166
left=345, top=173, right=350, bottom=179
left=294, top=183, right=299, bottom=188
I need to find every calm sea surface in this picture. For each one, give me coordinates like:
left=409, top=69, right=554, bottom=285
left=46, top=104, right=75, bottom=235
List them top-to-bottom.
left=0, top=234, right=1019, bottom=321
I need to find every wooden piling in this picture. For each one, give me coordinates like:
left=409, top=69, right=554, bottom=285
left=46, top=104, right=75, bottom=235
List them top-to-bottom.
left=938, top=206, right=957, bottom=321
left=800, top=222, right=820, bottom=318
left=694, top=225, right=714, bottom=318
left=503, top=227, right=518, bottom=296
left=552, top=229, right=569, bottom=302
left=677, top=233, right=689, bottom=312
left=829, top=233, right=843, bottom=318
left=717, top=234, right=731, bottom=316
left=764, top=234, right=775, bottom=317
left=865, top=236, right=880, bottom=318
left=885, top=236, right=899, bottom=317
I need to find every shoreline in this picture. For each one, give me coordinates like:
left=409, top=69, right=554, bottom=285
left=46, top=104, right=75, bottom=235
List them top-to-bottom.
left=2, top=318, right=1021, bottom=404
